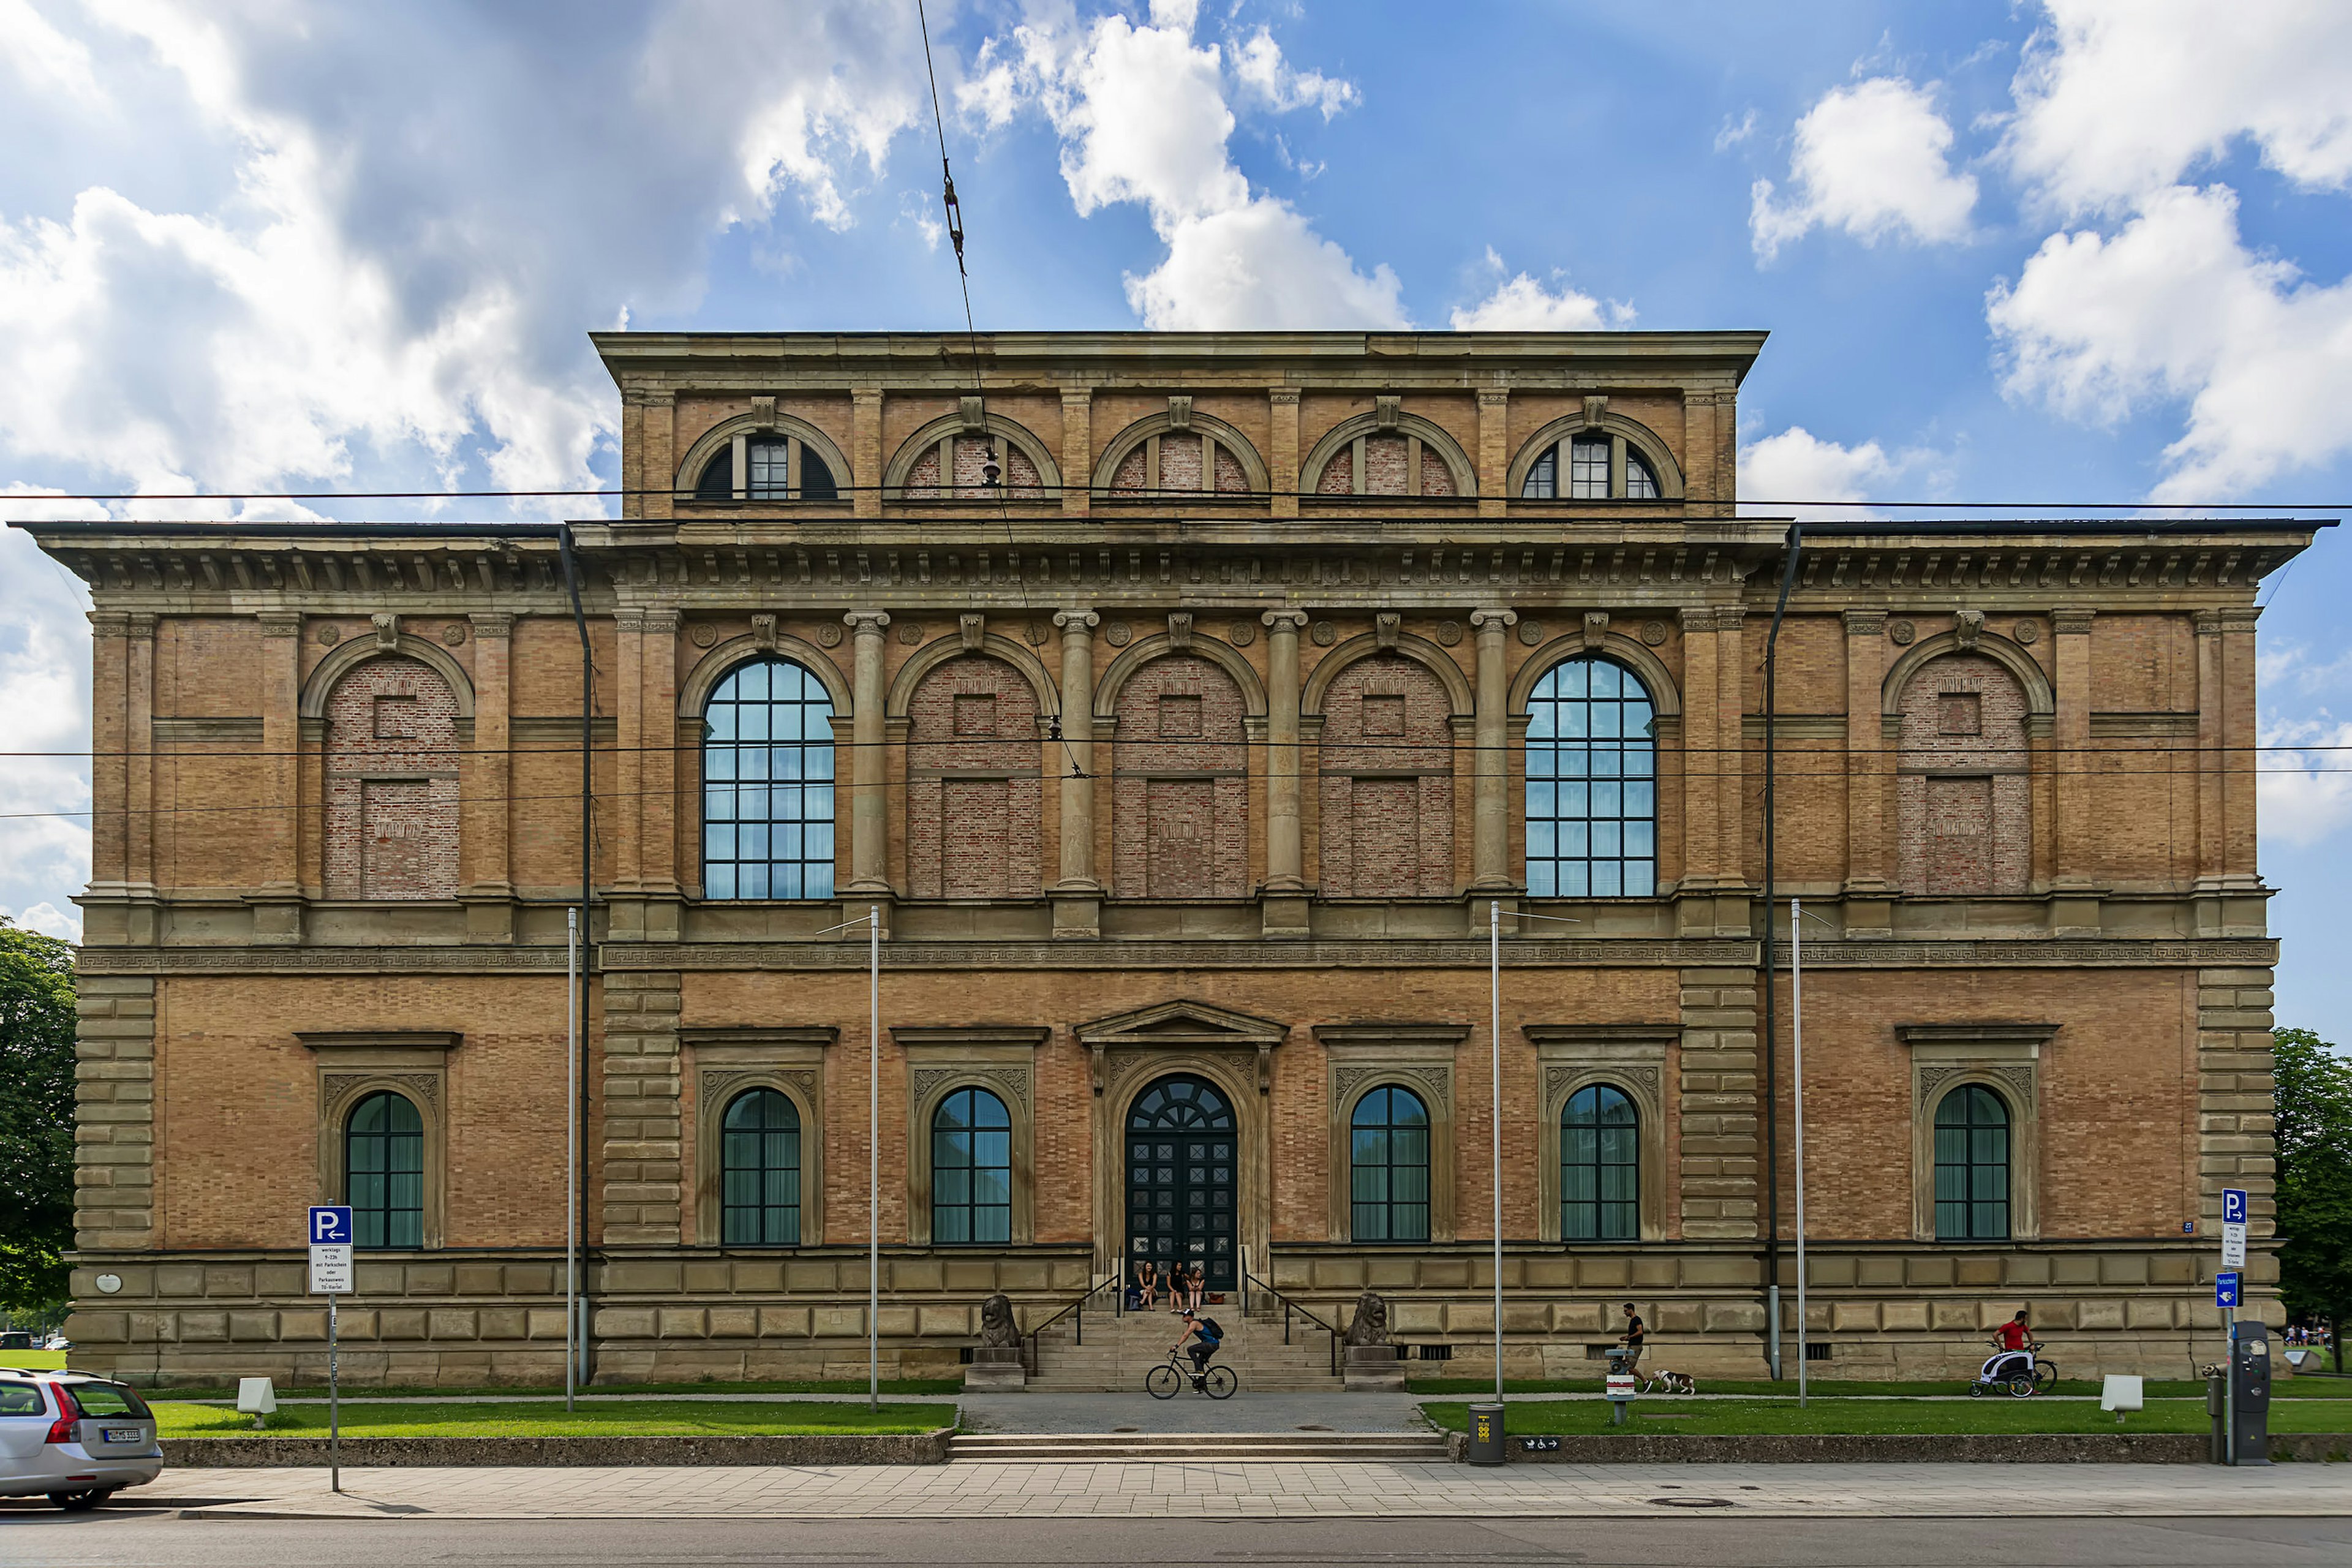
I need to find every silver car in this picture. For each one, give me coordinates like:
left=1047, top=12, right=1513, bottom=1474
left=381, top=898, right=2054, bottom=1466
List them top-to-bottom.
left=0, top=1368, right=163, bottom=1510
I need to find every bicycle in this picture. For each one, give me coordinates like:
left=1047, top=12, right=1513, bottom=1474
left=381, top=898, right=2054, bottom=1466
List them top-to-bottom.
left=1145, top=1346, right=1238, bottom=1400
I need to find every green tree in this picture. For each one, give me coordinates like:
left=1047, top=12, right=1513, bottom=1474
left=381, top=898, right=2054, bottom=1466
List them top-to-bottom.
left=0, top=918, right=75, bottom=1319
left=2272, top=1027, right=2352, bottom=1373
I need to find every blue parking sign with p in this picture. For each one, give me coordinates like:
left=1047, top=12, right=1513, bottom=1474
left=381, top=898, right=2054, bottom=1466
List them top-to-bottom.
left=2222, top=1189, right=2247, bottom=1226
left=310, top=1205, right=352, bottom=1245
left=2215, top=1272, right=2241, bottom=1309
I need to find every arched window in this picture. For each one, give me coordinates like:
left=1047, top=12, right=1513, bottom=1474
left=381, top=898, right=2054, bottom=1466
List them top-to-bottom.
left=1521, top=433, right=1661, bottom=499
left=693, top=434, right=838, bottom=501
left=702, top=656, right=835, bottom=900
left=1526, top=657, right=1657, bottom=897
left=1561, top=1084, right=1638, bottom=1242
left=1351, top=1085, right=1431, bottom=1242
left=1934, top=1085, right=2010, bottom=1240
left=932, top=1087, right=1012, bottom=1245
left=720, top=1088, right=801, bottom=1245
left=346, top=1091, right=423, bottom=1249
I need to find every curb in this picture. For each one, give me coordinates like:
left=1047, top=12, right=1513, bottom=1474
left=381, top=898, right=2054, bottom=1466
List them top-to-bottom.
left=161, top=1428, right=954, bottom=1468
left=1483, top=1431, right=2352, bottom=1464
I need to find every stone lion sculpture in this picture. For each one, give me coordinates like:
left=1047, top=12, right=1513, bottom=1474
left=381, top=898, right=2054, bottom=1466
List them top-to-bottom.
left=1343, top=1288, right=1390, bottom=1347
left=978, top=1291, right=1020, bottom=1348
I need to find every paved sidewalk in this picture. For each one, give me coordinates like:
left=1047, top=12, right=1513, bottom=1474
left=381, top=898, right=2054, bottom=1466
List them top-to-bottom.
left=960, top=1392, right=1428, bottom=1432
left=123, top=1461, right=2352, bottom=1520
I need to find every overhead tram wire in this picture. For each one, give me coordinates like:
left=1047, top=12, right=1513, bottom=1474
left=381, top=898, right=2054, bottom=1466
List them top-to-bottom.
left=913, top=0, right=1085, bottom=783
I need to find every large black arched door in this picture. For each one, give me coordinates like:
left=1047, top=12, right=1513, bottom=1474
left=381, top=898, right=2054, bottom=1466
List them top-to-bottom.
left=1126, top=1075, right=1238, bottom=1290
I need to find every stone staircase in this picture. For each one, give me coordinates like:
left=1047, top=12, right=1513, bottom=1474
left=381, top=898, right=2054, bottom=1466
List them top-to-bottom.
left=1025, top=1298, right=1345, bottom=1393
left=948, top=1430, right=1451, bottom=1463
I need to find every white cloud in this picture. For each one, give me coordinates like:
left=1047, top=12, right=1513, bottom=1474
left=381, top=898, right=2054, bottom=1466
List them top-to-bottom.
left=2002, top=0, right=2352, bottom=215
left=965, top=5, right=1402, bottom=330
left=1232, top=27, right=1359, bottom=121
left=1751, top=77, right=1978, bottom=260
left=1713, top=109, right=1757, bottom=153
left=1986, top=183, right=2352, bottom=500
left=1449, top=250, right=1629, bottom=331
left=1738, top=426, right=1935, bottom=518
left=0, top=496, right=97, bottom=945
left=2260, top=712, right=2352, bottom=850
left=1, top=903, right=81, bottom=941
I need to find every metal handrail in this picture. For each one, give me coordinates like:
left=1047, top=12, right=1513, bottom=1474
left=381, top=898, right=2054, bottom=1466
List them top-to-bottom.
left=1243, top=1268, right=1344, bottom=1378
left=1020, top=1273, right=1117, bottom=1378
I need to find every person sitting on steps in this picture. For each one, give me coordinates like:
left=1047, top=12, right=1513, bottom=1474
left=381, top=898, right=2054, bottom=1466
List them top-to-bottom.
left=1173, top=1308, right=1223, bottom=1387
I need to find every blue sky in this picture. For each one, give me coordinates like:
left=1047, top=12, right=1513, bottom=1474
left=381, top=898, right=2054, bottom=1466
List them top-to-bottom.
left=2, top=1, right=2350, bottom=1030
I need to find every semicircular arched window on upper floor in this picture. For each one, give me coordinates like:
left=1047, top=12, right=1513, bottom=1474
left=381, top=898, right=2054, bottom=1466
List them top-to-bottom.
left=1521, top=432, right=1660, bottom=500
left=693, top=434, right=838, bottom=502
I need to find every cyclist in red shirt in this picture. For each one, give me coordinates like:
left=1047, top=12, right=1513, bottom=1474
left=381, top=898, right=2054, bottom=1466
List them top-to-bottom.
left=1997, top=1310, right=2031, bottom=1355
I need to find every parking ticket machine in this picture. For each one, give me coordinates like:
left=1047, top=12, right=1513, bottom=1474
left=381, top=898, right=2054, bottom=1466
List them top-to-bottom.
left=2227, top=1319, right=2271, bottom=1465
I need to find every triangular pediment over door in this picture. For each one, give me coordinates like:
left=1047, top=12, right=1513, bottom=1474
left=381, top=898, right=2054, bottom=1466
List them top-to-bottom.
left=1075, top=999, right=1287, bottom=1094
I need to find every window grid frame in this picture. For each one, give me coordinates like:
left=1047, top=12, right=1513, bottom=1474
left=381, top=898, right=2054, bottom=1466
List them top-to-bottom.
left=701, top=655, right=837, bottom=902
left=1525, top=655, right=1659, bottom=899
left=1560, top=1083, right=1640, bottom=1243
left=1349, top=1084, right=1433, bottom=1243
left=1933, top=1084, right=2011, bottom=1240
left=931, top=1086, right=1014, bottom=1247
left=719, top=1087, right=802, bottom=1247
left=345, top=1090, right=424, bottom=1250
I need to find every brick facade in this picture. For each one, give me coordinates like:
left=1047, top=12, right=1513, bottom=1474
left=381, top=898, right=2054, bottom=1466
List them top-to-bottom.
left=30, top=331, right=2313, bottom=1388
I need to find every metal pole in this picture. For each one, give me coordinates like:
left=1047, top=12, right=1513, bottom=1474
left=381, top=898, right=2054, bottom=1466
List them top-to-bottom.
left=558, top=524, right=595, bottom=1390
left=1761, top=524, right=1802, bottom=1380
left=1793, top=897, right=1808, bottom=1410
left=1491, top=898, right=1504, bottom=1404
left=869, top=903, right=881, bottom=1415
left=565, top=906, right=578, bottom=1414
left=328, top=1293, right=339, bottom=1493
left=2225, top=1305, right=2236, bottom=1464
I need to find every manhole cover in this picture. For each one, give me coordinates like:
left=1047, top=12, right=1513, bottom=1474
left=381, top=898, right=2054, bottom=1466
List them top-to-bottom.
left=1647, top=1497, right=1734, bottom=1509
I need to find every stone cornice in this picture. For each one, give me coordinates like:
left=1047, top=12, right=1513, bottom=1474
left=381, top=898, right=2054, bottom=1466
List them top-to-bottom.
left=69, top=935, right=2279, bottom=974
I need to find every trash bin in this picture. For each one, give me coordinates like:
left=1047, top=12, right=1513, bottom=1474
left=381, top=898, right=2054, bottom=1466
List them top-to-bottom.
left=1466, top=1401, right=1506, bottom=1466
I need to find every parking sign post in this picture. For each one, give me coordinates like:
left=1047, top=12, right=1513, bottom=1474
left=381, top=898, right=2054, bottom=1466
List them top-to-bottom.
left=2218, top=1188, right=2247, bottom=1465
left=309, top=1206, right=352, bottom=1493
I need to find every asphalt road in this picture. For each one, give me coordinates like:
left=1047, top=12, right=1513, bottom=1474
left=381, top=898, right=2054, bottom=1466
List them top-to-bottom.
left=2, top=1513, right=2348, bottom=1567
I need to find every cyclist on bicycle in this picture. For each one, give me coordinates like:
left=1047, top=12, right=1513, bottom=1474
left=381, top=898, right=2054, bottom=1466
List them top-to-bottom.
left=1173, top=1308, right=1224, bottom=1387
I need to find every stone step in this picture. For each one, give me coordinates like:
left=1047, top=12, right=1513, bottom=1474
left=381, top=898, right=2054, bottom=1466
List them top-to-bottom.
left=947, top=1431, right=1451, bottom=1463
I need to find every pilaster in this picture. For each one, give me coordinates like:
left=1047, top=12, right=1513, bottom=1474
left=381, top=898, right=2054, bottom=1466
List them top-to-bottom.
left=853, top=389, right=884, bottom=519
left=1476, top=389, right=1510, bottom=518
left=1059, top=390, right=1091, bottom=518
left=1268, top=390, right=1300, bottom=519
left=642, top=391, right=676, bottom=521
left=611, top=608, right=647, bottom=894
left=1468, top=608, right=1517, bottom=894
left=1050, top=609, right=1101, bottom=938
left=1261, top=609, right=1310, bottom=937
left=1839, top=609, right=1893, bottom=935
left=2049, top=609, right=2103, bottom=935
left=845, top=610, right=893, bottom=907
left=86, top=611, right=130, bottom=897
left=462, top=611, right=516, bottom=943
left=251, top=612, right=305, bottom=944
left=125, top=615, right=155, bottom=895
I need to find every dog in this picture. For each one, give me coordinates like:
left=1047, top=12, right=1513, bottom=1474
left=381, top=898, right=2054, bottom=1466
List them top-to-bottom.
left=1640, top=1368, right=1697, bottom=1395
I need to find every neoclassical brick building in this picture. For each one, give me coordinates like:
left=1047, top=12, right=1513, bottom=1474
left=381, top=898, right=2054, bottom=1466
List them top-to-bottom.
left=23, top=330, right=2313, bottom=1385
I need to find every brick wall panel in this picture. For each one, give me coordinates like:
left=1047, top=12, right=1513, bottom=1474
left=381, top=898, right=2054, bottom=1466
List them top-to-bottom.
left=1894, top=652, right=2030, bottom=895
left=1316, top=653, right=1455, bottom=896
left=904, top=654, right=1042, bottom=899
left=1112, top=655, right=1248, bottom=899
left=322, top=656, right=461, bottom=900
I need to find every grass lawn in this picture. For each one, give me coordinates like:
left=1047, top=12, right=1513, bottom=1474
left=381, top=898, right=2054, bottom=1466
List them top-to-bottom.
left=0, top=1351, right=68, bottom=1371
left=1409, top=1375, right=2352, bottom=1400
left=153, top=1377, right=964, bottom=1401
left=1419, top=1396, right=2352, bottom=1438
left=156, top=1399, right=957, bottom=1440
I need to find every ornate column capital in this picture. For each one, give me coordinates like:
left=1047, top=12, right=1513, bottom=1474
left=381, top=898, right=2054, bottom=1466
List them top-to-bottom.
left=1267, top=387, right=1301, bottom=407
left=1477, top=389, right=1512, bottom=408
left=1678, top=606, right=1717, bottom=635
left=613, top=607, right=649, bottom=634
left=1468, top=607, right=1518, bottom=634
left=640, top=608, right=681, bottom=635
left=845, top=608, right=893, bottom=635
left=1053, top=608, right=1099, bottom=631
left=2050, top=608, right=2096, bottom=636
left=1261, top=609, right=1311, bottom=632
left=1842, top=609, right=1886, bottom=637
left=88, top=610, right=132, bottom=638
left=258, top=611, right=304, bottom=639
left=470, top=611, right=515, bottom=639
left=124, top=612, right=157, bottom=641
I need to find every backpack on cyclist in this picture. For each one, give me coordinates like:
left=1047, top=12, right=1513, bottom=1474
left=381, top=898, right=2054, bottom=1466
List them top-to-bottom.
left=1194, top=1315, right=1223, bottom=1344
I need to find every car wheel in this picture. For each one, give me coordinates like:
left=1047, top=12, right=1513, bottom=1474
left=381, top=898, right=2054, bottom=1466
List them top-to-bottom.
left=49, top=1489, right=111, bottom=1512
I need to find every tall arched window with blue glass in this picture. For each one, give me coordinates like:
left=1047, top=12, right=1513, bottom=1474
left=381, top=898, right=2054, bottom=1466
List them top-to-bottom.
left=701, top=656, right=835, bottom=900
left=1525, top=656, right=1657, bottom=897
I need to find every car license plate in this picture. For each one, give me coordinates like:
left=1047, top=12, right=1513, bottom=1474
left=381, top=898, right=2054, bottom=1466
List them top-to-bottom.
left=102, top=1427, right=143, bottom=1444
